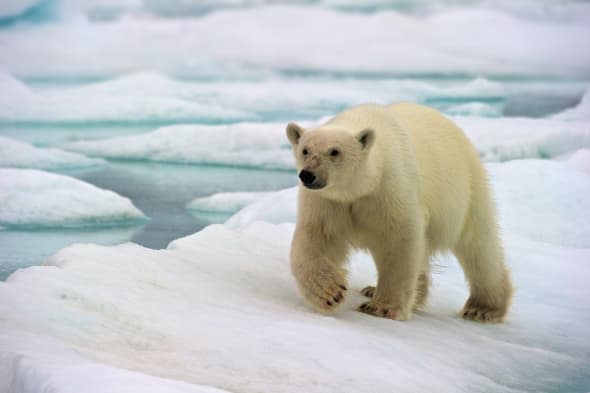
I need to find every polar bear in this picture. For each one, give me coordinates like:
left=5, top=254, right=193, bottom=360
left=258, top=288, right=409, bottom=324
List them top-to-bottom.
left=286, top=103, right=512, bottom=322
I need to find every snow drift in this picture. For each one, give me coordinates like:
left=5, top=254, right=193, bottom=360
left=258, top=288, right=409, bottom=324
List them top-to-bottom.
left=0, top=135, right=104, bottom=170
left=0, top=169, right=146, bottom=228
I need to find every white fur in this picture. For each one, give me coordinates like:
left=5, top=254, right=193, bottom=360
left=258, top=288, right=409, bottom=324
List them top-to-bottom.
left=287, top=103, right=512, bottom=322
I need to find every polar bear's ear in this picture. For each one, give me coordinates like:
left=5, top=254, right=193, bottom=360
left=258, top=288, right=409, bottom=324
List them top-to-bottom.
left=286, top=122, right=305, bottom=146
left=357, top=128, right=375, bottom=150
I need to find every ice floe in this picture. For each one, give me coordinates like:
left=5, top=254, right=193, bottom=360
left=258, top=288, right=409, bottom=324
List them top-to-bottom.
left=0, top=72, right=254, bottom=124
left=63, top=114, right=590, bottom=169
left=456, top=116, right=590, bottom=162
left=66, top=122, right=293, bottom=169
left=0, top=135, right=104, bottom=170
left=0, top=168, right=146, bottom=228
left=187, top=191, right=270, bottom=215
left=0, top=213, right=588, bottom=392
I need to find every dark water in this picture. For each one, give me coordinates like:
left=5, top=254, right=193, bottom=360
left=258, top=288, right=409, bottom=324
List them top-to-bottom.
left=77, top=161, right=296, bottom=249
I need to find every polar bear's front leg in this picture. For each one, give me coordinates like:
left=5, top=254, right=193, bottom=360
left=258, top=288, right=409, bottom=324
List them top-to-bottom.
left=290, top=226, right=349, bottom=313
left=358, top=228, right=424, bottom=321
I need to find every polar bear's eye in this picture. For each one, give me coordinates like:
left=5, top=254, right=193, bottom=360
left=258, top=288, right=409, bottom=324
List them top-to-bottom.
left=302, top=148, right=309, bottom=156
left=330, top=149, right=340, bottom=157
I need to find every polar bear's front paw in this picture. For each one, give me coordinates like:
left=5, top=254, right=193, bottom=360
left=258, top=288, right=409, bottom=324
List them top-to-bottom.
left=297, top=266, right=348, bottom=312
left=305, top=278, right=347, bottom=311
left=358, top=300, right=408, bottom=320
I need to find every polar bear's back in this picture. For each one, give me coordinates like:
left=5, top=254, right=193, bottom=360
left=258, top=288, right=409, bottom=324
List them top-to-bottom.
left=326, top=102, right=491, bottom=249
left=389, top=102, right=485, bottom=250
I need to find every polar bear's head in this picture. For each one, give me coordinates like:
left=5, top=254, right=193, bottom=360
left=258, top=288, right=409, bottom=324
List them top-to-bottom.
left=286, top=122, right=377, bottom=201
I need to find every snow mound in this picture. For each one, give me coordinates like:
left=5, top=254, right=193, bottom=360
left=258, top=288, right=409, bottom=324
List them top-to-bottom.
left=0, top=71, right=514, bottom=124
left=0, top=72, right=254, bottom=124
left=552, top=88, right=590, bottom=121
left=64, top=115, right=590, bottom=170
left=457, top=116, right=590, bottom=162
left=66, top=122, right=293, bottom=169
left=0, top=136, right=104, bottom=170
left=561, top=149, right=590, bottom=175
left=489, top=160, right=590, bottom=248
left=0, top=169, right=146, bottom=228
left=226, top=187, right=297, bottom=229
left=187, top=191, right=270, bottom=214
left=0, top=219, right=588, bottom=393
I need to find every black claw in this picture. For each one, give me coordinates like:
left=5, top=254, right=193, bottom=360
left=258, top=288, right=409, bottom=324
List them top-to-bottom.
left=339, top=285, right=347, bottom=291
left=333, top=296, right=340, bottom=303
left=326, top=300, right=333, bottom=306
left=360, top=304, right=367, bottom=311
left=382, top=309, right=388, bottom=316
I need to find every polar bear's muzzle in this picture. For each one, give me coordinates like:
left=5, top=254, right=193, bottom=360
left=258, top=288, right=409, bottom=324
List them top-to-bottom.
left=299, top=169, right=326, bottom=190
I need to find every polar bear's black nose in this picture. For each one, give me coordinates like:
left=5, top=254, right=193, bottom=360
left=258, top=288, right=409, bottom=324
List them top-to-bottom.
left=299, top=170, right=316, bottom=185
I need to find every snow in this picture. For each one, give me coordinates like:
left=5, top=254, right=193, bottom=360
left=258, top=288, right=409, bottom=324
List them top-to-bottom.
left=1, top=2, right=590, bottom=391
left=0, top=6, right=588, bottom=78
left=1, top=70, right=586, bottom=124
left=0, top=71, right=504, bottom=123
left=0, top=72, right=254, bottom=124
left=552, top=88, right=590, bottom=121
left=456, top=116, right=590, bottom=162
left=66, top=122, right=293, bottom=169
left=0, top=136, right=104, bottom=170
left=561, top=149, right=590, bottom=175
left=1, top=160, right=588, bottom=392
left=488, top=160, right=590, bottom=248
left=0, top=168, right=589, bottom=392
left=0, top=169, right=146, bottom=228
left=225, top=187, right=297, bottom=229
left=187, top=191, right=270, bottom=214
left=0, top=333, right=231, bottom=393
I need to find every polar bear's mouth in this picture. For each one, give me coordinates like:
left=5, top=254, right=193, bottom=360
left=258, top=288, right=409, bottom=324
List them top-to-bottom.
left=303, top=182, right=326, bottom=190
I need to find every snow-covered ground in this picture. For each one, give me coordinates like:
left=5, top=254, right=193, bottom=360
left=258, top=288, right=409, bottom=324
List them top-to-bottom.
left=1, top=167, right=589, bottom=391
